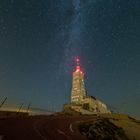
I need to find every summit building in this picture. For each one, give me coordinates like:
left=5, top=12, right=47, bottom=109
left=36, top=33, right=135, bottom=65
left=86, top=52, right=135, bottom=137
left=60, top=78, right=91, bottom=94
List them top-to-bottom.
left=64, top=58, right=111, bottom=114
left=71, top=58, right=86, bottom=104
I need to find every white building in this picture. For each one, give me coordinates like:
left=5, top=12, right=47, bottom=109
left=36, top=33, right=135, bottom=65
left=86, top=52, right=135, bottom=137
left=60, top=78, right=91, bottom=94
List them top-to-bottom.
left=70, top=58, right=110, bottom=114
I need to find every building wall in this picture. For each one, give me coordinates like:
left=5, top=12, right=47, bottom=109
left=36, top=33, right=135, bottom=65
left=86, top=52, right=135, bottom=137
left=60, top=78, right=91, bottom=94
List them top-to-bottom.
left=71, top=71, right=86, bottom=104
left=82, top=97, right=111, bottom=114
left=83, top=97, right=97, bottom=112
left=95, top=100, right=111, bottom=113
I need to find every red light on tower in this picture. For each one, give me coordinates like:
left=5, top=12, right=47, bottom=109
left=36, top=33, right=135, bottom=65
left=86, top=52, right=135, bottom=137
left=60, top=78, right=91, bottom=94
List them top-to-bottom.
left=75, top=57, right=82, bottom=73
left=76, top=57, right=80, bottom=66
left=76, top=58, right=79, bottom=63
left=76, top=66, right=80, bottom=72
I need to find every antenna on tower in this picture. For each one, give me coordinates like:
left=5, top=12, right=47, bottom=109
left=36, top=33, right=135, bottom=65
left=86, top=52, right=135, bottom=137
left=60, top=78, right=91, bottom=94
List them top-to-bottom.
left=75, top=57, right=83, bottom=73
left=76, top=57, right=80, bottom=66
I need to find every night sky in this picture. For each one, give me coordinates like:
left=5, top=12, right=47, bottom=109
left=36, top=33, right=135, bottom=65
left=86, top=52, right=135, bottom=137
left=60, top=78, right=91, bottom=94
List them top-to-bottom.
left=0, top=0, right=140, bottom=118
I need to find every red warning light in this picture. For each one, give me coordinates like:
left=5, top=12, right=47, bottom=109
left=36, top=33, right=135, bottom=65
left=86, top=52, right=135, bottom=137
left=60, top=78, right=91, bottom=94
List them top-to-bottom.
left=74, top=57, right=84, bottom=74
left=76, top=58, right=79, bottom=62
left=76, top=66, right=80, bottom=72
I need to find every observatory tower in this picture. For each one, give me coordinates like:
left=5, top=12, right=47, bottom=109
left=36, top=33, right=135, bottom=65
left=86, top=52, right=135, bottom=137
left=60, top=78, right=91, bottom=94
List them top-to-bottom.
left=64, top=57, right=111, bottom=114
left=71, top=58, right=86, bottom=104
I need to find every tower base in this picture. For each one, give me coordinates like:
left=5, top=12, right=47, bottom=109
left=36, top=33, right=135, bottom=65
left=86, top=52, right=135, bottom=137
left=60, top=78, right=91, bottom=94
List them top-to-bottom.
left=64, top=96, right=111, bottom=115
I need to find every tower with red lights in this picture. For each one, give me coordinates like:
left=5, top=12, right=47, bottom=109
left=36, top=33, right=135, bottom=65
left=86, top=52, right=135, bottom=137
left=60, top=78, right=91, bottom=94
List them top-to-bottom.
left=71, top=58, right=86, bottom=104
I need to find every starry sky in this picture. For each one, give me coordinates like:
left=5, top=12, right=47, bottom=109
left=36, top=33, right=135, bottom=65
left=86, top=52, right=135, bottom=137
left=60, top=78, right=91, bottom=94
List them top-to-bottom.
left=0, top=0, right=140, bottom=118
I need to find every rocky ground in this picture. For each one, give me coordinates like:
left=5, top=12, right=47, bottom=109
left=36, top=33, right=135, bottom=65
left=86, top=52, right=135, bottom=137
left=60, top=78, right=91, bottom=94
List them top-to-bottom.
left=0, top=110, right=140, bottom=140
left=78, top=114, right=140, bottom=140
left=79, top=118, right=129, bottom=140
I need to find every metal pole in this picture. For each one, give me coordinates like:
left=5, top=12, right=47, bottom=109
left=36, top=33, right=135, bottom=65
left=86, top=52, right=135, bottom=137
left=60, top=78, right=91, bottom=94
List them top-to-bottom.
left=0, top=97, right=7, bottom=108
left=26, top=102, right=31, bottom=113
left=17, top=103, right=24, bottom=113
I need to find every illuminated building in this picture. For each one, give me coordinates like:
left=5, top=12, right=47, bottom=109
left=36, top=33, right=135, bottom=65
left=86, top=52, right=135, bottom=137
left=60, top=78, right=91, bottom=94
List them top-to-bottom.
left=67, top=58, right=111, bottom=114
left=71, top=58, right=86, bottom=104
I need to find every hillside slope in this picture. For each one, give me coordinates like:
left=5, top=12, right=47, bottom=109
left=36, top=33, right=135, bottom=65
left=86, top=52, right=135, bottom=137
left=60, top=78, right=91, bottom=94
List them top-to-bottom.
left=78, top=114, right=140, bottom=140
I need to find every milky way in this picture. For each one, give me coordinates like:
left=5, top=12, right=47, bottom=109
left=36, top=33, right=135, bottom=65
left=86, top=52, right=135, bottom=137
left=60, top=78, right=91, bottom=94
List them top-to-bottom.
left=59, top=0, right=97, bottom=73
left=60, top=0, right=85, bottom=72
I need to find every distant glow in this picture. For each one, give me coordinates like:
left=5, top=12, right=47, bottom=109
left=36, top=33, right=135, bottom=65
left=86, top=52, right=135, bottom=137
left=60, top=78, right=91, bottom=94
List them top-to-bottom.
left=0, top=107, right=32, bottom=113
